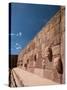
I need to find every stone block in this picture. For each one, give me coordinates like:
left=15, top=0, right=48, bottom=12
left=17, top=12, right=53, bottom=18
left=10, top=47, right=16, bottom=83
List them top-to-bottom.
left=52, top=45, right=60, bottom=56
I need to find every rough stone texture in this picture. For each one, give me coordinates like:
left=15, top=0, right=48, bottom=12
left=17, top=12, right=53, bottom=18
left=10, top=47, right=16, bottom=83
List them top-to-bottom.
left=17, top=7, right=65, bottom=84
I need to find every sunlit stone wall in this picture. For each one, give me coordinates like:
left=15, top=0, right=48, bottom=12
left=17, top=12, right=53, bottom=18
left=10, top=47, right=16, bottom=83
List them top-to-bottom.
left=17, top=7, right=65, bottom=84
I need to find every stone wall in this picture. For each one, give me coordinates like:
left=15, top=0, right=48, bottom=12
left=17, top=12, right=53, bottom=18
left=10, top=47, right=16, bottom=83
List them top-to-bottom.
left=17, top=7, right=65, bottom=84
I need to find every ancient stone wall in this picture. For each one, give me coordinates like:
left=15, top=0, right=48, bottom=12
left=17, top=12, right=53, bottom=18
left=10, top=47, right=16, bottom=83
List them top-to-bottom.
left=17, top=7, right=65, bottom=84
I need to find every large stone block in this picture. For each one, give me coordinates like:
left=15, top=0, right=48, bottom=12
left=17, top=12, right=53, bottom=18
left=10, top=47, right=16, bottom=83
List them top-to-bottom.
left=52, top=45, right=61, bottom=56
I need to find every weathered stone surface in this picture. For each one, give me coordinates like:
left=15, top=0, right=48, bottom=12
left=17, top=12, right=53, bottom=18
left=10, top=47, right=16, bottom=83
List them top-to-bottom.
left=17, top=7, right=65, bottom=84
left=61, top=32, right=65, bottom=56
left=52, top=45, right=60, bottom=56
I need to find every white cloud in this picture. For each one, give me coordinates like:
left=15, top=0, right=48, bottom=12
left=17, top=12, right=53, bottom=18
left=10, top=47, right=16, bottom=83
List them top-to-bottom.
left=10, top=32, right=22, bottom=37
left=16, top=32, right=22, bottom=37
left=19, top=32, right=22, bottom=36
left=9, top=33, right=15, bottom=36
left=16, top=43, right=19, bottom=46
left=16, top=46, right=22, bottom=50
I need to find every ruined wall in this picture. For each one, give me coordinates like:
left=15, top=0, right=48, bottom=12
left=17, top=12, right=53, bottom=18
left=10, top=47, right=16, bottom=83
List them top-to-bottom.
left=17, top=7, right=65, bottom=84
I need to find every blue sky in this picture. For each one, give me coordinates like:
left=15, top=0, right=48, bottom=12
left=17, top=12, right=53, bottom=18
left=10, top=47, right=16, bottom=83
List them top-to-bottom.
left=10, top=3, right=60, bottom=55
